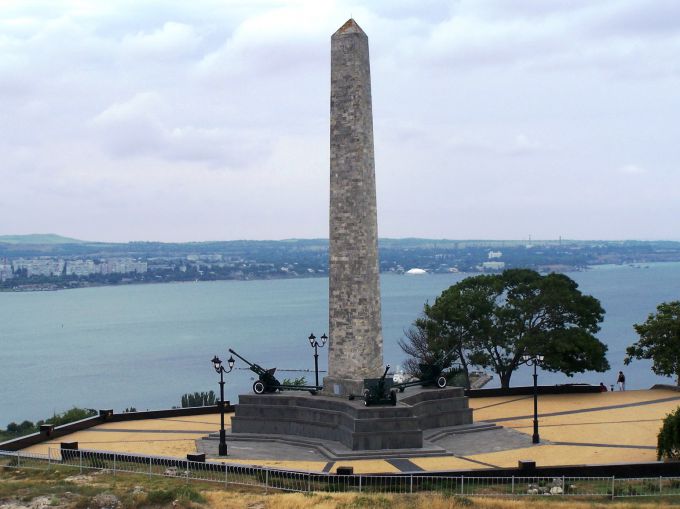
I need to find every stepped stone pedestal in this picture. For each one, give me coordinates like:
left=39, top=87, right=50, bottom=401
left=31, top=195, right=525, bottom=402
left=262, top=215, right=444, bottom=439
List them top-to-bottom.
left=231, top=387, right=472, bottom=451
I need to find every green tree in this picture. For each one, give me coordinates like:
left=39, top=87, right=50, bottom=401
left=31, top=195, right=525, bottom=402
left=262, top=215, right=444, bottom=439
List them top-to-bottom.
left=403, top=269, right=609, bottom=389
left=400, top=275, right=500, bottom=388
left=625, top=301, right=680, bottom=385
left=398, top=317, right=446, bottom=379
left=180, top=391, right=217, bottom=408
left=657, top=406, right=680, bottom=460
left=36, top=407, right=96, bottom=427
left=5, top=420, right=35, bottom=435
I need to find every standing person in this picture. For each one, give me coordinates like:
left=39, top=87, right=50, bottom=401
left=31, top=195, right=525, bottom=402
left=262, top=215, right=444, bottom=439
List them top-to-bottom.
left=617, top=371, right=626, bottom=391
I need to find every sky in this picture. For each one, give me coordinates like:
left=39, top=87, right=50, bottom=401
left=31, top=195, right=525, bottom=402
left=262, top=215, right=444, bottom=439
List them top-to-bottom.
left=1, top=0, right=679, bottom=243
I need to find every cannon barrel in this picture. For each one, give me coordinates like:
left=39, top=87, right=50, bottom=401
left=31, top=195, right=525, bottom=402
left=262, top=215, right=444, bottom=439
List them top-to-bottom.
left=228, top=348, right=254, bottom=367
left=228, top=348, right=269, bottom=377
left=381, top=364, right=391, bottom=380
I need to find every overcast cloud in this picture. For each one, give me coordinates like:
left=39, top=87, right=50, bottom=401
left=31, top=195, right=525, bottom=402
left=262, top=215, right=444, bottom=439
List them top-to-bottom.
left=1, top=0, right=678, bottom=242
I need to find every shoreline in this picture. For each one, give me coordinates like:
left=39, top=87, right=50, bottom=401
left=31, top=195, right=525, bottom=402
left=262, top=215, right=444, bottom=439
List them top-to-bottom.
left=4, top=260, right=680, bottom=294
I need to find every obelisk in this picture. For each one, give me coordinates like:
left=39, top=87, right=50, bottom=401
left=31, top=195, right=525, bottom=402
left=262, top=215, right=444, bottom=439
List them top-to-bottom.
left=324, top=19, right=383, bottom=397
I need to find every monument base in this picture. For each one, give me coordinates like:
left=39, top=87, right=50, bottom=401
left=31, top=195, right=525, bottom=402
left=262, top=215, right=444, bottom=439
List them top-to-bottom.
left=320, top=376, right=367, bottom=398
left=231, top=387, right=473, bottom=451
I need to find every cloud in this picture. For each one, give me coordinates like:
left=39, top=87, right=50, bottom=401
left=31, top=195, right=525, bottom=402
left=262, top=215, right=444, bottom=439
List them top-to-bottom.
left=1, top=0, right=680, bottom=241
left=120, top=21, right=202, bottom=59
left=91, top=92, right=272, bottom=167
left=618, top=164, right=646, bottom=175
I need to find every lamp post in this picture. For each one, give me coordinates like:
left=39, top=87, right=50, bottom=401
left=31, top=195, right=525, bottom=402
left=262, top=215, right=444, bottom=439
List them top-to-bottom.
left=308, top=333, right=327, bottom=388
left=211, top=354, right=235, bottom=456
left=522, top=354, right=544, bottom=444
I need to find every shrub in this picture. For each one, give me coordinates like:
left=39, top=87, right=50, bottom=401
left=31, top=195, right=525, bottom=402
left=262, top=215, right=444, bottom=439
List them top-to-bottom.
left=282, top=376, right=307, bottom=386
left=180, top=391, right=216, bottom=408
left=658, top=406, right=680, bottom=460
left=37, top=407, right=97, bottom=428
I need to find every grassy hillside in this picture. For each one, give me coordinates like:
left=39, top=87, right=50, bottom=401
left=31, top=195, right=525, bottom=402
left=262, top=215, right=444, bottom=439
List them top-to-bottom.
left=0, top=234, right=85, bottom=244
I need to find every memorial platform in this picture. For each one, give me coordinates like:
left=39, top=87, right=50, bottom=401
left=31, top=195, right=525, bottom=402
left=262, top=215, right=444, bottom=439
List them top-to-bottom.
left=229, top=387, right=473, bottom=450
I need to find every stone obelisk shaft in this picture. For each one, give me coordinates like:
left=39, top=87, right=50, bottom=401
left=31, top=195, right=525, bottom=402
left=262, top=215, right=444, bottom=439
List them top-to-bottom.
left=325, top=19, right=383, bottom=397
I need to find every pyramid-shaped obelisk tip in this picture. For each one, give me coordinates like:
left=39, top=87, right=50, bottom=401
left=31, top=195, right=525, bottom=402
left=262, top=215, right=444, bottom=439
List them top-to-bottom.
left=333, top=18, right=366, bottom=37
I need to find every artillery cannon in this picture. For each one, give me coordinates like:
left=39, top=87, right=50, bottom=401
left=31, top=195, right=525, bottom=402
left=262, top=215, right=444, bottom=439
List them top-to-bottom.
left=228, top=348, right=321, bottom=395
left=392, top=349, right=457, bottom=393
left=349, top=365, right=397, bottom=406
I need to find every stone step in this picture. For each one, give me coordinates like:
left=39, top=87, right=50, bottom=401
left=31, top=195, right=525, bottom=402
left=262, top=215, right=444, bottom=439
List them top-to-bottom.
left=399, top=387, right=465, bottom=405
left=237, top=393, right=415, bottom=418
left=410, top=397, right=470, bottom=414
left=233, top=403, right=422, bottom=432
left=416, top=408, right=474, bottom=430
left=231, top=415, right=423, bottom=450
left=425, top=422, right=502, bottom=442
left=205, top=432, right=450, bottom=460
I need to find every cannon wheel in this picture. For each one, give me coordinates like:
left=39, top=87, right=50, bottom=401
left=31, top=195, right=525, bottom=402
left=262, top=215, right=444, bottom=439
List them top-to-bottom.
left=436, top=376, right=447, bottom=388
left=253, top=380, right=266, bottom=394
left=399, top=386, right=405, bottom=393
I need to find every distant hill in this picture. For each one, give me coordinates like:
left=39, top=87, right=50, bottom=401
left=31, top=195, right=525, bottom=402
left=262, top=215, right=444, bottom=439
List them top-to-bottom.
left=0, top=234, right=86, bottom=245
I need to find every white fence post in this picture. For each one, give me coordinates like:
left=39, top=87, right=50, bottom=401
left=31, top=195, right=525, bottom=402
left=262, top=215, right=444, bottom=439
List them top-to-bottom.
left=47, top=448, right=51, bottom=468
left=79, top=450, right=83, bottom=474
left=17, top=452, right=21, bottom=468
left=113, top=453, right=116, bottom=477
left=148, top=457, right=152, bottom=477
left=225, top=465, right=228, bottom=487
left=265, top=469, right=269, bottom=493
left=307, top=472, right=311, bottom=493
left=410, top=474, right=413, bottom=494
left=358, top=475, right=362, bottom=493
left=460, top=476, right=464, bottom=495
left=511, top=476, right=515, bottom=494
left=611, top=476, right=615, bottom=500
left=660, top=476, right=663, bottom=495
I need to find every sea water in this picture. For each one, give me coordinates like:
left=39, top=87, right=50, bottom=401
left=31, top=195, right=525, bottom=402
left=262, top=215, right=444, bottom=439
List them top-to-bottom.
left=1, top=263, right=679, bottom=426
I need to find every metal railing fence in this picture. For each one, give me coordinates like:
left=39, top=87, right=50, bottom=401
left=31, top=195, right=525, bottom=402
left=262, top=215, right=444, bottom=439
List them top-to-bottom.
left=1, top=448, right=680, bottom=499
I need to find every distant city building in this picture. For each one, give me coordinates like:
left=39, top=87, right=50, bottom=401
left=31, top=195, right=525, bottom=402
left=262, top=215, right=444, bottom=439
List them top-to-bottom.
left=488, top=251, right=503, bottom=259
left=200, top=254, right=223, bottom=262
left=13, top=258, right=65, bottom=277
left=64, top=258, right=147, bottom=277
left=100, top=258, right=147, bottom=275
left=0, top=259, right=13, bottom=281
left=65, top=259, right=97, bottom=276
left=480, top=261, right=506, bottom=271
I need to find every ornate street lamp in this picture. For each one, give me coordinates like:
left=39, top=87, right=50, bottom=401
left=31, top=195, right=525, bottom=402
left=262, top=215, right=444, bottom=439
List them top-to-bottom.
left=308, top=333, right=327, bottom=388
left=211, top=354, right=235, bottom=456
left=522, top=354, right=544, bottom=444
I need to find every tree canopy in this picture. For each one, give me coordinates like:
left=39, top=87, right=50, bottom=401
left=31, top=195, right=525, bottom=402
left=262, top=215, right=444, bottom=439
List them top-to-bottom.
left=400, top=269, right=609, bottom=388
left=626, top=301, right=680, bottom=386
left=657, top=406, right=680, bottom=460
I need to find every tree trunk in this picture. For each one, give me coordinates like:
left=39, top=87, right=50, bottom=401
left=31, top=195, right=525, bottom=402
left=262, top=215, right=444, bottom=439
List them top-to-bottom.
left=458, top=349, right=471, bottom=390
left=462, top=364, right=471, bottom=390
left=500, top=371, right=512, bottom=389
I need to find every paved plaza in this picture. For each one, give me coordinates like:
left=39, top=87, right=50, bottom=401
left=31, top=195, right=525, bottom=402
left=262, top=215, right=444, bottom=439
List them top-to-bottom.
left=20, top=388, right=680, bottom=473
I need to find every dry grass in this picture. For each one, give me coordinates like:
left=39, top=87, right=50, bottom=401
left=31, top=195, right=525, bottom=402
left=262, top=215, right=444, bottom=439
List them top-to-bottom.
left=3, top=468, right=680, bottom=509
left=203, top=491, right=680, bottom=508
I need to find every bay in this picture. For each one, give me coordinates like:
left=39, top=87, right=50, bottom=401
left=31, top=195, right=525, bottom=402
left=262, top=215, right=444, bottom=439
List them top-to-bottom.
left=1, top=263, right=679, bottom=426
